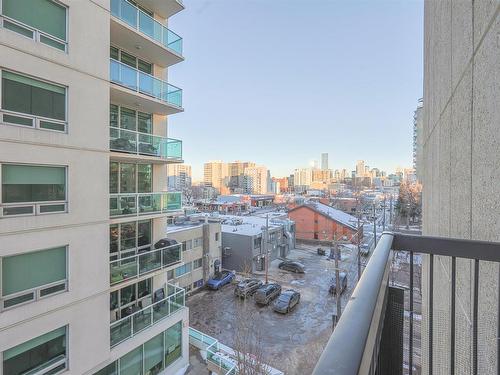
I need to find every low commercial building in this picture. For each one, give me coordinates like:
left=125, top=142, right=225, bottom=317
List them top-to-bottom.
left=288, top=201, right=361, bottom=244
left=220, top=215, right=295, bottom=273
left=167, top=216, right=222, bottom=294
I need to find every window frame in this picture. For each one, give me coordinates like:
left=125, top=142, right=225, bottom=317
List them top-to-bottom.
left=0, top=0, right=69, bottom=52
left=110, top=45, right=153, bottom=74
left=0, top=69, right=69, bottom=134
left=0, top=69, right=68, bottom=133
left=109, top=161, right=153, bottom=195
left=0, top=162, right=69, bottom=218
left=109, top=219, right=153, bottom=261
left=0, top=245, right=69, bottom=311
left=110, top=277, right=153, bottom=322
left=2, top=325, right=69, bottom=375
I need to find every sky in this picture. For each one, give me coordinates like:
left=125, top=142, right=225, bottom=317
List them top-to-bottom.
left=167, top=0, right=424, bottom=181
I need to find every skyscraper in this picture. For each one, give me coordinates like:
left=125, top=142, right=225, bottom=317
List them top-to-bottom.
left=0, top=0, right=188, bottom=373
left=413, top=98, right=423, bottom=182
left=321, top=153, right=329, bottom=170
left=203, top=161, right=229, bottom=193
left=244, top=165, right=269, bottom=194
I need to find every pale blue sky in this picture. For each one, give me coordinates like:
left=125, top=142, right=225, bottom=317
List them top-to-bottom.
left=167, top=0, right=424, bottom=180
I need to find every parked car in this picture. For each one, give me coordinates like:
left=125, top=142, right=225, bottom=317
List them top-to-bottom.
left=316, top=247, right=326, bottom=256
left=278, top=260, right=305, bottom=273
left=206, top=270, right=235, bottom=290
left=329, top=272, right=348, bottom=295
left=234, top=278, right=263, bottom=298
left=254, top=283, right=282, bottom=305
left=273, top=289, right=300, bottom=314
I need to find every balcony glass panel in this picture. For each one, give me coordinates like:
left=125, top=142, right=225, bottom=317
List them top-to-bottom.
left=110, top=59, right=183, bottom=108
left=162, top=192, right=182, bottom=211
left=110, top=194, right=138, bottom=217
left=138, top=194, right=161, bottom=214
left=162, top=245, right=181, bottom=267
left=138, top=250, right=162, bottom=275
left=110, top=284, right=185, bottom=347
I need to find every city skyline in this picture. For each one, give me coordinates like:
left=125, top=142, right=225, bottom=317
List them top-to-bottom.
left=168, top=0, right=424, bottom=179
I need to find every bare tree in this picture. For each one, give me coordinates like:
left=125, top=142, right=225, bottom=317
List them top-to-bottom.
left=182, top=186, right=194, bottom=206
left=232, top=301, right=273, bottom=375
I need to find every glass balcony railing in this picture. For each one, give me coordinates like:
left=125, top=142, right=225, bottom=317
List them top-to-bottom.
left=110, top=0, right=183, bottom=55
left=110, top=59, right=182, bottom=108
left=109, top=127, right=182, bottom=160
left=162, top=191, right=182, bottom=212
left=110, top=192, right=182, bottom=217
left=110, top=243, right=182, bottom=285
left=110, top=283, right=185, bottom=347
left=188, top=328, right=237, bottom=375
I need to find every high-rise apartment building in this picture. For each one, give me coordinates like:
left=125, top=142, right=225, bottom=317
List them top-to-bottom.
left=0, top=1, right=188, bottom=374
left=422, top=2, right=500, bottom=374
left=413, top=98, right=423, bottom=182
left=321, top=153, right=329, bottom=170
left=228, top=160, right=255, bottom=192
left=355, top=160, right=365, bottom=177
left=203, top=161, right=228, bottom=193
left=168, top=164, right=192, bottom=191
left=243, top=165, right=268, bottom=195
left=293, top=168, right=313, bottom=188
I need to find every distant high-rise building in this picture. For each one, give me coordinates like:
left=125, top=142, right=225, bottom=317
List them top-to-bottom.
left=413, top=98, right=424, bottom=182
left=321, top=153, right=329, bottom=170
left=356, top=160, right=365, bottom=177
left=204, top=161, right=229, bottom=193
left=228, top=161, right=255, bottom=192
left=168, top=164, right=192, bottom=191
left=243, top=165, right=269, bottom=194
left=293, top=168, right=313, bottom=188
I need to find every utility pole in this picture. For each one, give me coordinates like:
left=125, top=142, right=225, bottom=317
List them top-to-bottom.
left=382, top=195, right=386, bottom=231
left=389, top=195, right=393, bottom=229
left=373, top=203, right=377, bottom=247
left=406, top=203, right=410, bottom=230
left=357, top=210, right=362, bottom=281
left=265, top=214, right=269, bottom=284
left=334, top=233, right=341, bottom=327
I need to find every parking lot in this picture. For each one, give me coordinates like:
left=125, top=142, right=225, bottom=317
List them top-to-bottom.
left=187, top=244, right=363, bottom=374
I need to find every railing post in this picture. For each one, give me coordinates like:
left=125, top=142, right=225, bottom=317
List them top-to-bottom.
left=130, top=315, right=134, bottom=338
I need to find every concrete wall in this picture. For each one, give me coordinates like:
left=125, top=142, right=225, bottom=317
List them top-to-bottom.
left=0, top=0, right=110, bottom=373
left=422, top=1, right=500, bottom=374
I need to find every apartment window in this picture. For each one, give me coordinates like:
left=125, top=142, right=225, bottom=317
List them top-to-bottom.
left=1, top=0, right=67, bottom=51
left=110, top=46, right=152, bottom=74
left=1, top=71, right=67, bottom=132
left=110, top=104, right=153, bottom=134
left=109, top=162, right=152, bottom=194
left=1, top=164, right=67, bottom=217
left=109, top=220, right=152, bottom=261
left=215, top=232, right=219, bottom=241
left=193, top=237, right=203, bottom=248
left=254, top=237, right=261, bottom=249
left=182, top=240, right=192, bottom=251
left=1, top=246, right=67, bottom=309
left=193, top=258, right=203, bottom=269
left=174, top=262, right=191, bottom=278
left=167, top=270, right=174, bottom=280
left=110, top=278, right=152, bottom=321
left=95, top=321, right=182, bottom=375
left=165, top=322, right=182, bottom=366
left=3, top=326, right=67, bottom=375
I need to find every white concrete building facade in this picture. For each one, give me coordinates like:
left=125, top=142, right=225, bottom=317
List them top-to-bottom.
left=0, top=1, right=188, bottom=374
left=422, top=1, right=500, bottom=374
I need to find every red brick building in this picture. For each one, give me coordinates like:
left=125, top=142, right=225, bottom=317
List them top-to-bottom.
left=288, top=201, right=361, bottom=243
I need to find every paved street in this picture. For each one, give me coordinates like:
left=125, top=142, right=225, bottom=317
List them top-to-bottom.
left=187, top=246, right=361, bottom=374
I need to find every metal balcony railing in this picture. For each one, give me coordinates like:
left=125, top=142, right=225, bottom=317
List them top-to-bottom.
left=111, top=0, right=183, bottom=55
left=110, top=58, right=182, bottom=108
left=109, top=127, right=182, bottom=161
left=109, top=191, right=182, bottom=217
left=313, top=232, right=500, bottom=375
left=110, top=283, right=185, bottom=347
